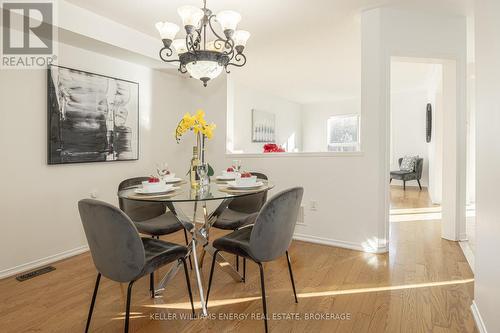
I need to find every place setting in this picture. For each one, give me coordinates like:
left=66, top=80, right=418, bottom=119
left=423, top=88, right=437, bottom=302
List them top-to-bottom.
left=215, top=160, right=241, bottom=183
left=216, top=161, right=271, bottom=193
left=128, top=163, right=184, bottom=199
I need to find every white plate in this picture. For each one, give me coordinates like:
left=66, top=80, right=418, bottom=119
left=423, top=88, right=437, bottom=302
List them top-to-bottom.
left=216, top=175, right=235, bottom=181
left=164, top=177, right=183, bottom=183
left=226, top=181, right=264, bottom=189
left=134, top=185, right=175, bottom=195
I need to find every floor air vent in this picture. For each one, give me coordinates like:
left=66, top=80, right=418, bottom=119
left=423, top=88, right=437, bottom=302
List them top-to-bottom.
left=16, top=266, right=55, bottom=282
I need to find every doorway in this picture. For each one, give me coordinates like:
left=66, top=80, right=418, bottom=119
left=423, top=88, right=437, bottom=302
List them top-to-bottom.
left=388, top=57, right=466, bottom=242
left=389, top=60, right=442, bottom=221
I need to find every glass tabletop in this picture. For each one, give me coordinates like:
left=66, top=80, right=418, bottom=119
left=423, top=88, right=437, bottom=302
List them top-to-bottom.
left=118, top=179, right=274, bottom=203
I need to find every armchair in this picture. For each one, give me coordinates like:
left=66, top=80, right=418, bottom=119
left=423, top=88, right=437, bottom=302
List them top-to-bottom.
left=390, top=157, right=424, bottom=190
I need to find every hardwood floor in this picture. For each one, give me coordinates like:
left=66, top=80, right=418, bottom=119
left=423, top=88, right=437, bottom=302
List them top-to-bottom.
left=390, top=185, right=439, bottom=210
left=0, top=221, right=475, bottom=333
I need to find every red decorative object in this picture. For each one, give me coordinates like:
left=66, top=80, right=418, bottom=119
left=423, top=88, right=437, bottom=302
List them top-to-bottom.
left=263, top=143, right=285, bottom=153
left=148, top=176, right=160, bottom=183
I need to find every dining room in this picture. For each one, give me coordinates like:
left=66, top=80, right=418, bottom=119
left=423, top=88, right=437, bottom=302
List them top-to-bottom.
left=1, top=0, right=499, bottom=332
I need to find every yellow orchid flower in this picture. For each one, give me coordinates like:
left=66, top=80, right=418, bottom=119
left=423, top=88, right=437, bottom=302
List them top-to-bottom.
left=175, top=109, right=215, bottom=142
left=194, top=109, right=205, bottom=119
left=182, top=113, right=196, bottom=128
left=202, top=123, right=216, bottom=139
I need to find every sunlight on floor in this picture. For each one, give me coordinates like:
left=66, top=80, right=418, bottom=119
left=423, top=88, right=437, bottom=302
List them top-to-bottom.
left=390, top=212, right=442, bottom=222
left=143, top=279, right=474, bottom=310
left=296, top=279, right=474, bottom=298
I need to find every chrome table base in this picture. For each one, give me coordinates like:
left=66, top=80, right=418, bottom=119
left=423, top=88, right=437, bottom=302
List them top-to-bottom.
left=153, top=198, right=243, bottom=316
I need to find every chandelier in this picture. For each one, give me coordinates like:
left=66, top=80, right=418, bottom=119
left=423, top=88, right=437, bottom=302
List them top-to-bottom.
left=156, top=0, right=250, bottom=87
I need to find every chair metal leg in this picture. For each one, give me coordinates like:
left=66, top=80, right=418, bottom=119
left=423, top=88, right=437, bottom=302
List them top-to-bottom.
left=390, top=178, right=392, bottom=184
left=417, top=179, right=422, bottom=191
left=403, top=180, right=406, bottom=191
left=183, top=229, right=193, bottom=269
left=149, top=235, right=157, bottom=297
left=205, top=250, right=219, bottom=307
left=286, top=251, right=298, bottom=303
left=236, top=255, right=239, bottom=271
left=181, top=258, right=195, bottom=316
left=243, top=258, right=246, bottom=282
left=257, top=263, right=268, bottom=333
left=85, top=273, right=101, bottom=333
left=149, top=273, right=154, bottom=298
left=124, top=280, right=135, bottom=333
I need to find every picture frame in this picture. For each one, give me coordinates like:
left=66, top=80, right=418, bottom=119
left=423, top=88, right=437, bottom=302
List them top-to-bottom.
left=47, top=65, right=139, bottom=164
left=251, top=109, right=276, bottom=143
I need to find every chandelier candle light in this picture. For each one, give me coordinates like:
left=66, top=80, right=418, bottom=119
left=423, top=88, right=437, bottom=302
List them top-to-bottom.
left=156, top=0, right=250, bottom=87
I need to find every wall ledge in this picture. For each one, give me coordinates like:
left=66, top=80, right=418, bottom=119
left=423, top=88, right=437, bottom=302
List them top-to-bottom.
left=226, top=152, right=365, bottom=158
left=471, top=301, right=488, bottom=333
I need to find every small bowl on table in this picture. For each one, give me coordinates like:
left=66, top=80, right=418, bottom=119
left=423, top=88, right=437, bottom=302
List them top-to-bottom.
left=235, top=175, right=257, bottom=186
left=141, top=181, right=164, bottom=191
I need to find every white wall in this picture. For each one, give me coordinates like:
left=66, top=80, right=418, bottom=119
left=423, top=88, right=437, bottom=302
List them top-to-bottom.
left=472, top=0, right=500, bottom=332
left=362, top=8, right=467, bottom=242
left=466, top=17, right=476, bottom=205
left=0, top=42, right=194, bottom=276
left=428, top=66, right=444, bottom=204
left=166, top=75, right=387, bottom=253
left=225, top=76, right=386, bottom=253
left=230, top=82, right=303, bottom=153
left=390, top=88, right=430, bottom=187
left=302, top=99, right=361, bottom=152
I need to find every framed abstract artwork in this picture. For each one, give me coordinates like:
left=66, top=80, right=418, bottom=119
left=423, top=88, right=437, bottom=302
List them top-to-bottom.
left=47, top=65, right=139, bottom=164
left=252, top=109, right=276, bottom=143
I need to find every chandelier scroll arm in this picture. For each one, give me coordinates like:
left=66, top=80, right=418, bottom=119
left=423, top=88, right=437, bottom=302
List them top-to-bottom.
left=207, top=14, right=235, bottom=55
left=193, top=28, right=202, bottom=50
left=186, top=34, right=196, bottom=53
left=159, top=47, right=180, bottom=63
left=227, top=52, right=247, bottom=68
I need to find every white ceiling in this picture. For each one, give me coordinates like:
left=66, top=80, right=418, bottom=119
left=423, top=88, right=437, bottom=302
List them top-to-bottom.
left=66, top=0, right=471, bottom=104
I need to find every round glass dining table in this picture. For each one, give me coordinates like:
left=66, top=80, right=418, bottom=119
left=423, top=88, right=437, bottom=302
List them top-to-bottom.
left=118, top=179, right=274, bottom=316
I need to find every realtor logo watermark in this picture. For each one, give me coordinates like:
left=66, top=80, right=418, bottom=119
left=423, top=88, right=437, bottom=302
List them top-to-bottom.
left=1, top=0, right=57, bottom=68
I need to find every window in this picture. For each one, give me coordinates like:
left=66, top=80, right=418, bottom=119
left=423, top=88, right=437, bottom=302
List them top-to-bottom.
left=327, top=115, right=360, bottom=152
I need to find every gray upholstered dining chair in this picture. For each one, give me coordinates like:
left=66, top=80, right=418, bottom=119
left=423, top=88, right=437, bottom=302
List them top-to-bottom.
left=390, top=157, right=424, bottom=190
left=211, top=172, right=268, bottom=277
left=118, top=177, right=192, bottom=294
left=205, top=187, right=304, bottom=333
left=78, top=199, right=194, bottom=333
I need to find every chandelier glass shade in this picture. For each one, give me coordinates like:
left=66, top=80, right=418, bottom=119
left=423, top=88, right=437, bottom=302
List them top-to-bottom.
left=156, top=0, right=249, bottom=87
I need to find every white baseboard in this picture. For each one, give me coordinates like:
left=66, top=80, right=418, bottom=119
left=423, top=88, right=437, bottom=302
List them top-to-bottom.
left=293, top=233, right=388, bottom=254
left=0, top=245, right=89, bottom=280
left=471, top=300, right=488, bottom=333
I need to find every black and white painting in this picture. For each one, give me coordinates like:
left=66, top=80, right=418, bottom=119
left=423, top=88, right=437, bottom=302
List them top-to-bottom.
left=47, top=65, right=139, bottom=164
left=252, top=109, right=276, bottom=143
